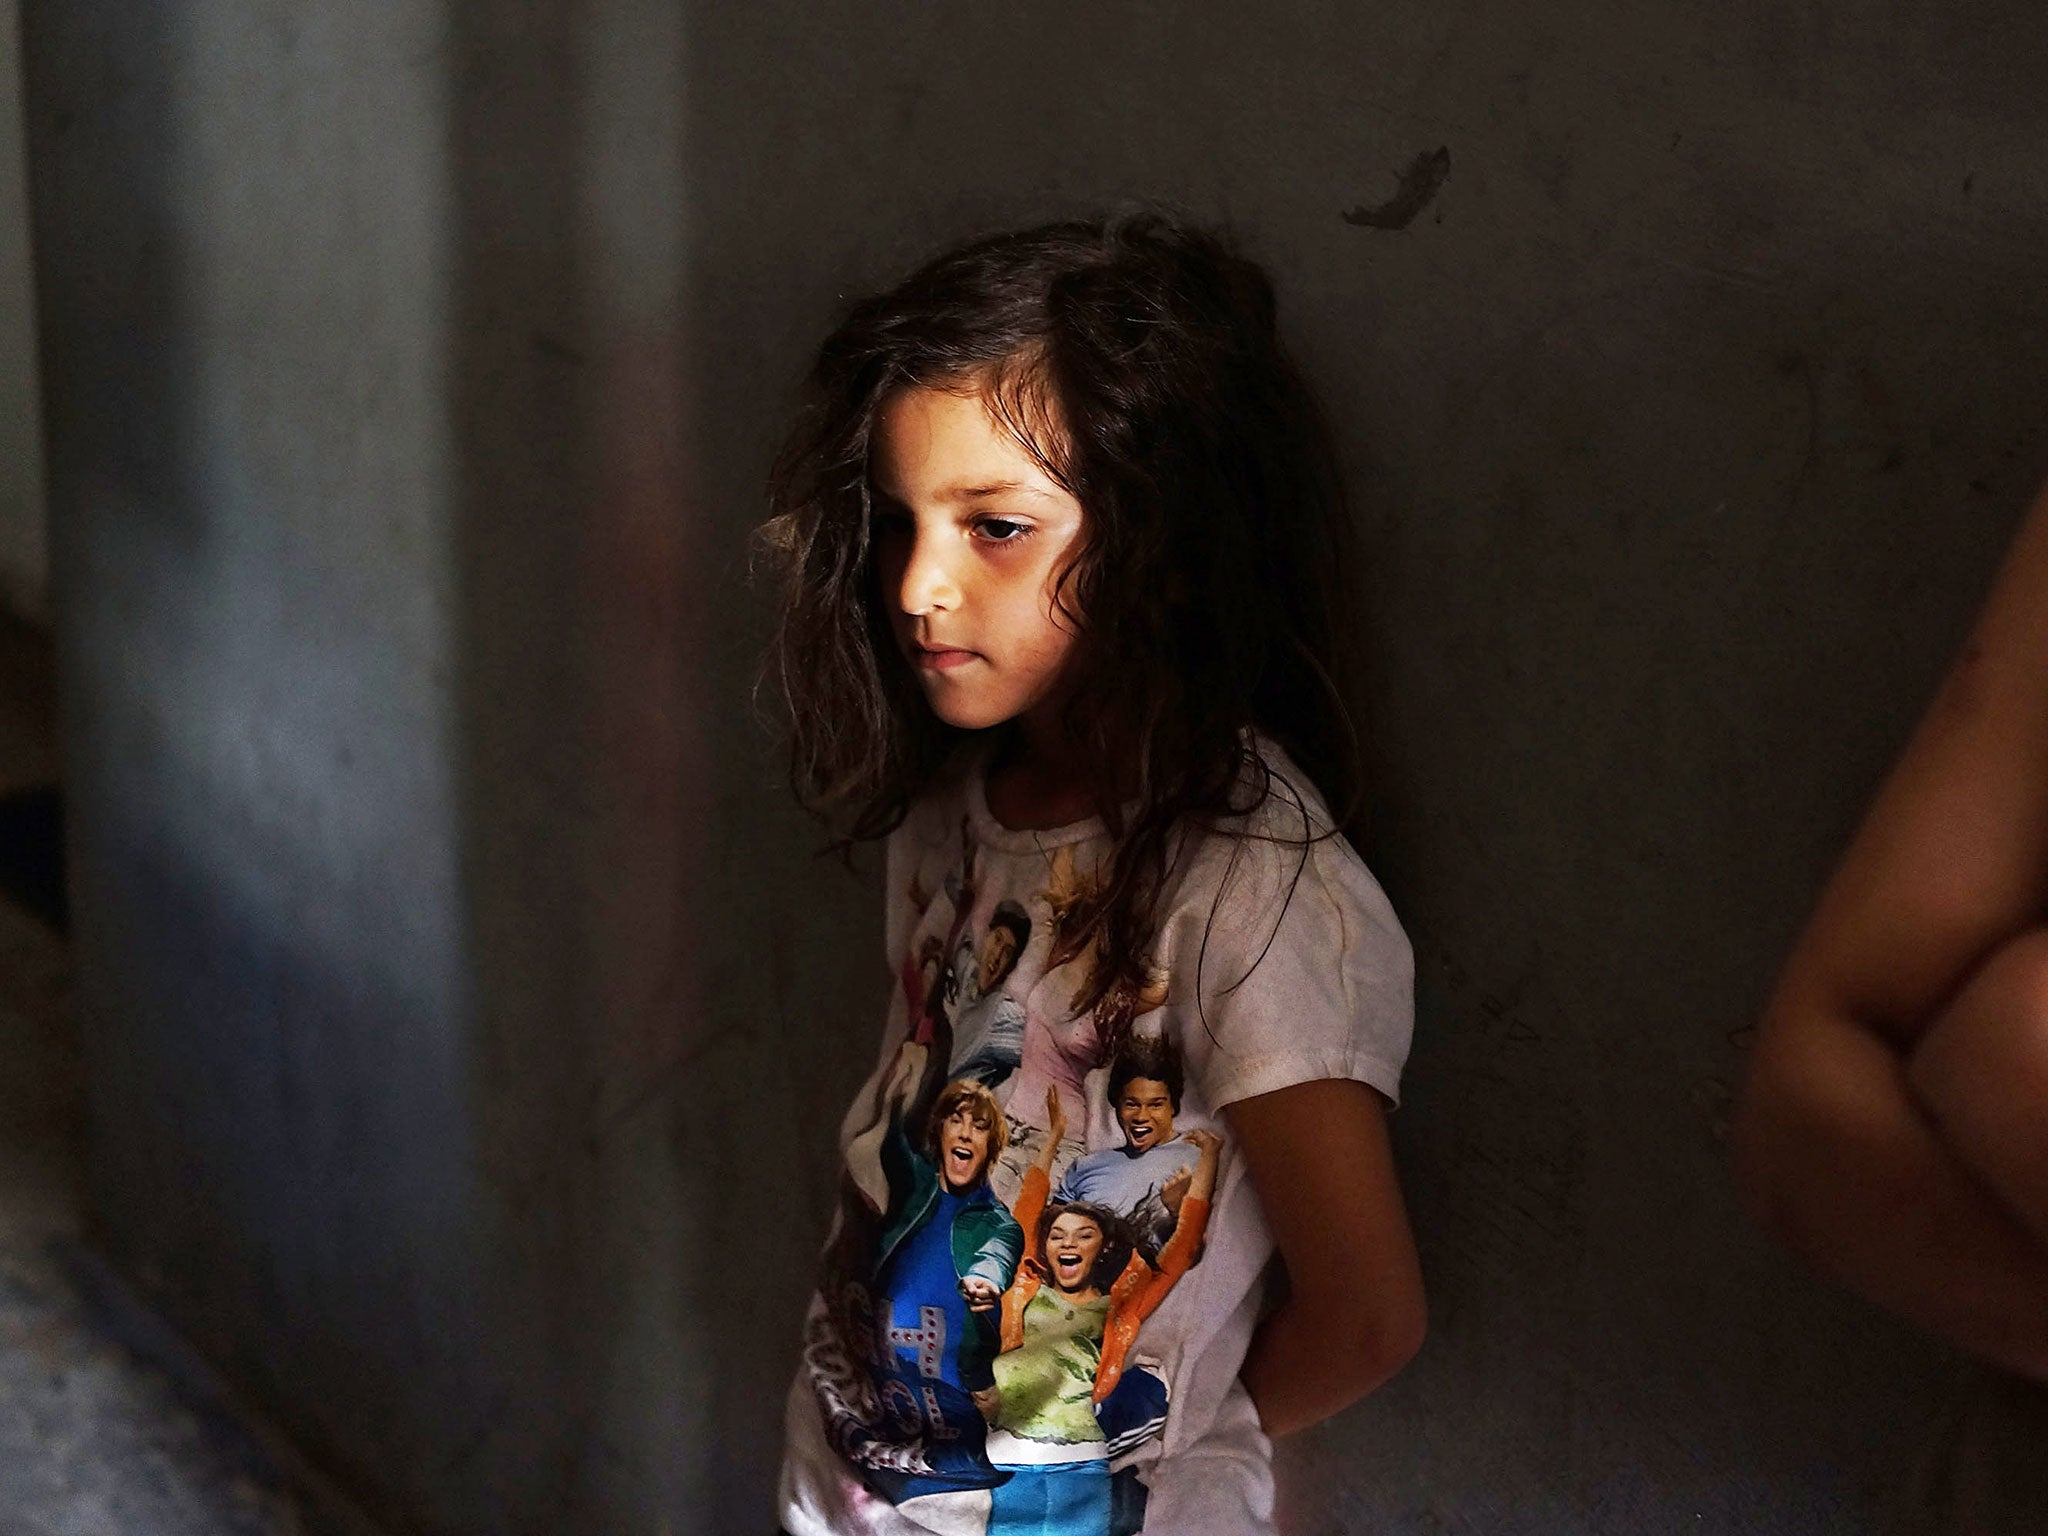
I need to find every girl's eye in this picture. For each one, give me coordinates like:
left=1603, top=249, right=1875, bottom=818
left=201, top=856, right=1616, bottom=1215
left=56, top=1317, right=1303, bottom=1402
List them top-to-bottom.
left=975, top=517, right=1031, bottom=543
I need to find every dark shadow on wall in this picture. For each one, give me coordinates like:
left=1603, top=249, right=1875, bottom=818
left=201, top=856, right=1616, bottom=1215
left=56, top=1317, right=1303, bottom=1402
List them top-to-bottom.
left=17, top=0, right=200, bottom=1325
left=442, top=5, right=615, bottom=1528
left=445, top=5, right=706, bottom=1530
left=0, top=784, right=66, bottom=933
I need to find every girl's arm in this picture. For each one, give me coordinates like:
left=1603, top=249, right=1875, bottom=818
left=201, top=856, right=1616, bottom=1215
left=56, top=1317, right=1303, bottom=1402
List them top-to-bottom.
left=1733, top=482, right=2048, bottom=1378
left=1227, top=1078, right=1425, bottom=1437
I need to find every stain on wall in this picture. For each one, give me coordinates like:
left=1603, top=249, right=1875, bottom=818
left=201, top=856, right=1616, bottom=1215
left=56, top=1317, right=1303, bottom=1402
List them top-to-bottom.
left=1343, top=147, right=1452, bottom=230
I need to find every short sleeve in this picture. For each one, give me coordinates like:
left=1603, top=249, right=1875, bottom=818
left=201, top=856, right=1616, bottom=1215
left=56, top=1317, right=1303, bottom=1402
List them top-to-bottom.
left=1160, top=766, right=1414, bottom=1114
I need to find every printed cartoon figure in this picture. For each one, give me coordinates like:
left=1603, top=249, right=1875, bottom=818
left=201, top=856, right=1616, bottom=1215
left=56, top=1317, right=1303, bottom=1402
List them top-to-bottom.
left=904, top=818, right=987, bottom=1092
left=1042, top=847, right=1173, bottom=1052
left=986, top=850, right=1171, bottom=1203
left=948, top=899, right=1034, bottom=1088
left=901, top=932, right=946, bottom=1043
left=1054, top=1032, right=1204, bottom=1265
left=808, top=1046, right=1026, bottom=1500
left=979, top=1085, right=1223, bottom=1535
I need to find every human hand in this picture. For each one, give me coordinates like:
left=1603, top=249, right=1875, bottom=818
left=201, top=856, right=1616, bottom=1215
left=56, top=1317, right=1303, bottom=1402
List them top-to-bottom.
left=878, top=1041, right=928, bottom=1113
left=1045, top=1084, right=1068, bottom=1146
left=1183, top=1127, right=1224, bottom=1162
left=1183, top=1128, right=1225, bottom=1200
left=1160, top=1165, right=1192, bottom=1218
left=960, top=1276, right=1000, bottom=1313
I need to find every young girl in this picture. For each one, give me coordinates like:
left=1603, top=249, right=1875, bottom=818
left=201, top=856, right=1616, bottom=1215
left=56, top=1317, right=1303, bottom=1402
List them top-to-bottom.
left=762, top=214, right=1426, bottom=1536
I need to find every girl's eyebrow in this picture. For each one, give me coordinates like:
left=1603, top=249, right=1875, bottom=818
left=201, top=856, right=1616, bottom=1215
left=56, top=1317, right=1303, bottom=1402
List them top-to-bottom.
left=869, top=477, right=1059, bottom=508
left=938, top=480, right=1054, bottom=503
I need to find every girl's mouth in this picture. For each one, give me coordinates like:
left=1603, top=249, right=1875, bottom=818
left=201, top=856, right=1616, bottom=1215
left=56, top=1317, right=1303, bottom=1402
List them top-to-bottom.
left=915, top=644, right=978, bottom=672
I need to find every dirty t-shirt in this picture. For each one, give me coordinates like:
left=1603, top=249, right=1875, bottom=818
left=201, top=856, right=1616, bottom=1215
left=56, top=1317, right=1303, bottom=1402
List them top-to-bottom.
left=779, top=741, right=1414, bottom=1536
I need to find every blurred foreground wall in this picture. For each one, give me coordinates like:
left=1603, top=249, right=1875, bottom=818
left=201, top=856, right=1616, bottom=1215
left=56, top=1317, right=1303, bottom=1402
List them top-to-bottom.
left=23, top=2, right=2048, bottom=1532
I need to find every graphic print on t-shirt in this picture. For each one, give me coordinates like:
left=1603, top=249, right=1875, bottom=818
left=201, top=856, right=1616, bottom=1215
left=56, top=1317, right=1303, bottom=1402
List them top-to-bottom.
left=784, top=741, right=1416, bottom=1536
left=803, top=820, right=1222, bottom=1535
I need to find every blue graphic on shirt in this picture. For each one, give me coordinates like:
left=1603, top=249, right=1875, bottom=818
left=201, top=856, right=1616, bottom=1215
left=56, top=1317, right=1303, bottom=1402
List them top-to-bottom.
left=943, top=899, right=1034, bottom=1089
left=951, top=991, right=1028, bottom=1087
left=871, top=1187, right=996, bottom=1479
left=1094, top=1365, right=1170, bottom=1459
left=987, top=1460, right=1112, bottom=1536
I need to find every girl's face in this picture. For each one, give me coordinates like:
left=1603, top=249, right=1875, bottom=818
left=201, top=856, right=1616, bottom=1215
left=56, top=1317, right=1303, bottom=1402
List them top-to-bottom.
left=870, top=386, right=1086, bottom=734
left=1044, top=1211, right=1107, bottom=1296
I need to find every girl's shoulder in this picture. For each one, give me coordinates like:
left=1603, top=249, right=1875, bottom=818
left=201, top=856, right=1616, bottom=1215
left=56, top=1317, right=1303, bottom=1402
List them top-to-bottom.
left=1164, top=733, right=1408, bottom=976
left=1213, top=733, right=1341, bottom=839
left=1173, top=734, right=1348, bottom=888
left=1161, top=735, right=1415, bottom=1107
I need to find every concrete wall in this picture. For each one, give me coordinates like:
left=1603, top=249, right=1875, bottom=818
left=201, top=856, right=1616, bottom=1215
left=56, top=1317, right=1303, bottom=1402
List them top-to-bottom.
left=1, top=0, right=46, bottom=621
left=22, top=1, right=2048, bottom=1533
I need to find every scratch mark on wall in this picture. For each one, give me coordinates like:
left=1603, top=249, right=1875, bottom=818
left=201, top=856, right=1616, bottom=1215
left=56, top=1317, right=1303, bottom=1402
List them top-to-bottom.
left=1343, top=147, right=1452, bottom=230
left=1774, top=351, right=1820, bottom=516
left=1854, top=361, right=1905, bottom=474
left=1418, top=939, right=1587, bottom=1291
left=1691, top=1076, right=1734, bottom=1142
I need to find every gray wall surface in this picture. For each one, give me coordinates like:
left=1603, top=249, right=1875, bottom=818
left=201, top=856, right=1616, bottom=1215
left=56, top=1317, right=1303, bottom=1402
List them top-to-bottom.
left=1, top=0, right=45, bottom=621
left=22, top=1, right=2048, bottom=1533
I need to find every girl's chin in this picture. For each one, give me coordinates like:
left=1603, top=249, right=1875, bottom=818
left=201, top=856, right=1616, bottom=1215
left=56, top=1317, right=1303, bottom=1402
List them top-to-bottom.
left=924, top=697, right=1020, bottom=732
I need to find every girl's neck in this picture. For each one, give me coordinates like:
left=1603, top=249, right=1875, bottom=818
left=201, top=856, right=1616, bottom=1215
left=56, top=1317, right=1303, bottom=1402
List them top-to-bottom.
left=982, top=712, right=1099, bottom=832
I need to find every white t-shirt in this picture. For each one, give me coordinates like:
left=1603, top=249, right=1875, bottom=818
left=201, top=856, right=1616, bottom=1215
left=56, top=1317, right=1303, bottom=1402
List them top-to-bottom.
left=779, top=740, right=1414, bottom=1536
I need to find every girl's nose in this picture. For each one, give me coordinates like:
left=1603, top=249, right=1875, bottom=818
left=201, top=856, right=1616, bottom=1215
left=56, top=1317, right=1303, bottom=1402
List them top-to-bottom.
left=898, top=530, right=961, bottom=616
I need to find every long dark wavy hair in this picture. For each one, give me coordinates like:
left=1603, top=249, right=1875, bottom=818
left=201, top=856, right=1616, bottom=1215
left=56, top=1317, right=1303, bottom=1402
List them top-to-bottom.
left=759, top=211, right=1364, bottom=1027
